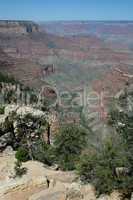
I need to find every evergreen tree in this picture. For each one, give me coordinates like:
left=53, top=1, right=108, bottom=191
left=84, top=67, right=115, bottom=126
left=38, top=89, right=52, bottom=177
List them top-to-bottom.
left=54, top=125, right=88, bottom=170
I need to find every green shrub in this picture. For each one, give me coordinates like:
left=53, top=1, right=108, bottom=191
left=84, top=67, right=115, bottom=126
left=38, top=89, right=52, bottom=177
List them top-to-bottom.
left=0, top=72, right=18, bottom=84
left=0, top=106, right=5, bottom=114
left=108, top=107, right=133, bottom=196
left=54, top=124, right=88, bottom=171
left=77, top=138, right=129, bottom=196
left=31, top=140, right=55, bottom=166
left=15, top=147, right=29, bottom=162
left=76, top=149, right=97, bottom=183
left=14, top=160, right=27, bottom=178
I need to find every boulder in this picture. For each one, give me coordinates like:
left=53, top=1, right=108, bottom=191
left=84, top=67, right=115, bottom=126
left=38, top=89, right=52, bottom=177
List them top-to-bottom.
left=4, top=104, right=18, bottom=116
left=4, top=104, right=46, bottom=119
left=16, top=106, right=45, bottom=118
left=0, top=115, right=6, bottom=128
left=0, top=132, right=13, bottom=150
left=2, top=146, right=15, bottom=156
left=0, top=176, right=48, bottom=197
left=29, top=180, right=66, bottom=200
left=65, top=183, right=83, bottom=200
left=65, top=183, right=96, bottom=200
left=81, top=184, right=96, bottom=200
left=66, top=189, right=83, bottom=200
left=29, top=190, right=66, bottom=200
left=97, top=191, right=122, bottom=200
left=110, top=191, right=122, bottom=200
left=97, top=194, right=110, bottom=200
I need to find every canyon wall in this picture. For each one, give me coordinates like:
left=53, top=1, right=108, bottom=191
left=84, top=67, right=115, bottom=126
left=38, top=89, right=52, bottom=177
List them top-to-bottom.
left=0, top=20, right=38, bottom=35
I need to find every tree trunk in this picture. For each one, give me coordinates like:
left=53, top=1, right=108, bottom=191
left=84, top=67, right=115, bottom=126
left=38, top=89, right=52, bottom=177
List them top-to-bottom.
left=47, top=124, right=51, bottom=145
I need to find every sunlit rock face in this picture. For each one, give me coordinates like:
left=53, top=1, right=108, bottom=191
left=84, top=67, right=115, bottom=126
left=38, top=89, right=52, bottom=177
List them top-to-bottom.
left=0, top=20, right=39, bottom=35
left=0, top=104, right=59, bottom=151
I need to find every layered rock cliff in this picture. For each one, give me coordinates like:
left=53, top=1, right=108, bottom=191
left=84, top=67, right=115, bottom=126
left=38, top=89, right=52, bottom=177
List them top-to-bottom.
left=0, top=20, right=39, bottom=35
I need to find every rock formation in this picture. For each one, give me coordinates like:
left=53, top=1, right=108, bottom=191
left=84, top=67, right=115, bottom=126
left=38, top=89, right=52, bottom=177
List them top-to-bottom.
left=0, top=20, right=39, bottom=35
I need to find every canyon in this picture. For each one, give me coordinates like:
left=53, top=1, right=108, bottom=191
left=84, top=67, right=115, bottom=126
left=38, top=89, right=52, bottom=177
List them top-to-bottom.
left=0, top=20, right=133, bottom=129
left=0, top=20, right=133, bottom=200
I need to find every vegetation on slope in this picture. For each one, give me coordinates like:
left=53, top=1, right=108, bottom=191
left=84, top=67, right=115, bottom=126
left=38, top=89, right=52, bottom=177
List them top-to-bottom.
left=1, top=70, right=133, bottom=197
left=0, top=72, right=18, bottom=84
left=53, top=125, right=88, bottom=170
left=77, top=137, right=129, bottom=196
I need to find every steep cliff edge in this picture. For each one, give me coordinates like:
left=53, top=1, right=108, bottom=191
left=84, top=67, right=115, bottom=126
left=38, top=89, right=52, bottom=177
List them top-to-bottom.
left=0, top=20, right=39, bottom=35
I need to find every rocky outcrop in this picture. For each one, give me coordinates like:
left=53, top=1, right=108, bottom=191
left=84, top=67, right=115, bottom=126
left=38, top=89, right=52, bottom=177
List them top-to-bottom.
left=0, top=20, right=38, bottom=35
left=0, top=103, right=59, bottom=151
left=0, top=104, right=48, bottom=150
left=0, top=132, right=13, bottom=150
left=0, top=154, right=125, bottom=200
left=0, top=156, right=76, bottom=200
left=0, top=176, right=48, bottom=198
left=29, top=180, right=123, bottom=200
left=29, top=181, right=66, bottom=200
left=29, top=182, right=96, bottom=200
left=97, top=191, right=122, bottom=200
